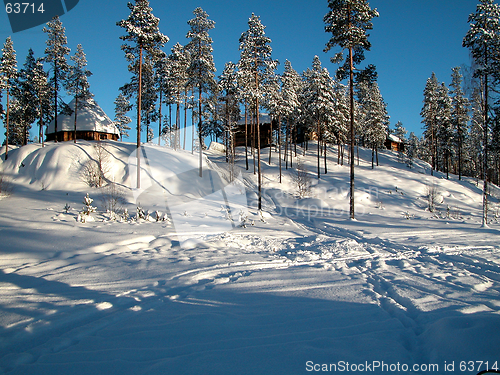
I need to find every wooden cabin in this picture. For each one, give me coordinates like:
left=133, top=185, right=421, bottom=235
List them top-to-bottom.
left=46, top=98, right=120, bottom=142
left=233, top=114, right=273, bottom=148
left=385, top=134, right=405, bottom=152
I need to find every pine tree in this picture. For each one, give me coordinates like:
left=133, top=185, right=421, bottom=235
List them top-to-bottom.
left=118, top=0, right=168, bottom=188
left=324, top=0, right=379, bottom=219
left=463, top=0, right=500, bottom=226
left=186, top=7, right=216, bottom=177
left=238, top=13, right=278, bottom=210
left=43, top=16, right=70, bottom=143
left=0, top=37, right=17, bottom=159
left=168, top=42, right=190, bottom=150
left=67, top=44, right=93, bottom=143
left=11, top=48, right=38, bottom=146
left=153, top=52, right=170, bottom=146
left=139, top=55, right=158, bottom=143
left=302, top=56, right=335, bottom=178
left=32, top=58, right=51, bottom=146
left=281, top=60, right=302, bottom=175
left=218, top=61, right=241, bottom=180
left=263, top=62, right=281, bottom=166
left=450, top=66, right=470, bottom=180
left=421, top=73, right=440, bottom=173
left=333, top=81, right=349, bottom=164
left=358, top=81, right=388, bottom=168
left=436, top=82, right=453, bottom=179
left=469, top=86, right=485, bottom=180
left=114, top=92, right=132, bottom=140
left=7, top=98, right=24, bottom=145
left=393, top=121, right=407, bottom=164
left=394, top=121, right=407, bottom=142
left=406, top=132, right=419, bottom=168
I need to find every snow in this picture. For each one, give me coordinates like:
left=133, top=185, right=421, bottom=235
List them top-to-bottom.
left=388, top=133, right=403, bottom=143
left=0, top=140, right=499, bottom=374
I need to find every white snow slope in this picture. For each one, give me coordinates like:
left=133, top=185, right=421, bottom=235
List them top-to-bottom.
left=0, top=140, right=499, bottom=375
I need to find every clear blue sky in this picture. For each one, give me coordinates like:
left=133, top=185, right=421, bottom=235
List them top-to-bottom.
left=0, top=0, right=479, bottom=144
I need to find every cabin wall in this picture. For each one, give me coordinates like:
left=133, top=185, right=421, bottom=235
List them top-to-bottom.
left=45, top=131, right=119, bottom=142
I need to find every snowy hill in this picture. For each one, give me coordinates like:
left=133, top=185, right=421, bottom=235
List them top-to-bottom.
left=0, top=140, right=499, bottom=375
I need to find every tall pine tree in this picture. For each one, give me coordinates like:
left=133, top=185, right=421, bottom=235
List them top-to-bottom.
left=118, top=0, right=168, bottom=188
left=324, top=0, right=379, bottom=219
left=463, top=0, right=500, bottom=226
left=186, top=7, right=216, bottom=177
left=238, top=13, right=278, bottom=210
left=43, top=16, right=70, bottom=143
left=0, top=37, right=17, bottom=159
left=67, top=44, right=93, bottom=143
left=13, top=49, right=38, bottom=145
left=302, top=56, right=335, bottom=178
left=33, top=58, right=51, bottom=146
left=450, top=66, right=470, bottom=181
left=421, top=73, right=440, bottom=174
left=114, top=92, right=132, bottom=140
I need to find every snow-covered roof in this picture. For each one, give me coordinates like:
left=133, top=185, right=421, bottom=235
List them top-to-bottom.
left=46, top=98, right=119, bottom=136
left=388, top=134, right=403, bottom=143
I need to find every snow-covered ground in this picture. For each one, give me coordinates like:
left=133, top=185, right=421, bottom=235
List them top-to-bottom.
left=0, top=140, right=499, bottom=374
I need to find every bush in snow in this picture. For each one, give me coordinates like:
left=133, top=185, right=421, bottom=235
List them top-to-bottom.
left=81, top=141, right=111, bottom=188
left=293, top=157, right=311, bottom=198
left=81, top=159, right=101, bottom=188
left=0, top=173, right=12, bottom=196
left=100, top=182, right=126, bottom=220
left=425, top=183, right=442, bottom=213
left=78, top=193, right=96, bottom=223
left=136, top=205, right=147, bottom=221
left=402, top=211, right=415, bottom=220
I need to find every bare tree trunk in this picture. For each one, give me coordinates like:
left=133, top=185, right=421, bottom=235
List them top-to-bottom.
left=349, top=42, right=355, bottom=219
left=136, top=45, right=143, bottom=189
left=482, top=63, right=489, bottom=226
left=198, top=84, right=203, bottom=178
left=158, top=85, right=163, bottom=146
left=183, top=89, right=187, bottom=150
left=4, top=90, right=9, bottom=160
left=73, top=95, right=78, bottom=143
left=39, top=96, right=44, bottom=148
left=256, top=98, right=262, bottom=210
left=245, top=103, right=249, bottom=170
left=252, top=114, right=256, bottom=175
left=278, top=114, right=282, bottom=183
left=268, top=117, right=272, bottom=164
left=317, top=117, right=321, bottom=179
left=284, top=119, right=289, bottom=169
left=324, top=141, right=327, bottom=175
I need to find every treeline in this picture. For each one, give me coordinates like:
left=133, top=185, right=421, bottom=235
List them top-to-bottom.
left=0, top=0, right=383, bottom=215
left=409, top=0, right=500, bottom=226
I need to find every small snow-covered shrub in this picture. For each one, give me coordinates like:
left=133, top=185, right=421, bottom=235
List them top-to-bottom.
left=80, top=142, right=111, bottom=188
left=293, top=157, right=311, bottom=198
left=81, top=159, right=101, bottom=188
left=0, top=173, right=12, bottom=196
left=100, top=182, right=126, bottom=219
left=425, top=183, right=442, bottom=213
left=78, top=193, right=96, bottom=223
left=64, top=203, right=71, bottom=213
left=136, top=205, right=147, bottom=220
left=122, top=208, right=130, bottom=222
left=239, top=210, right=248, bottom=228
left=402, top=211, right=415, bottom=220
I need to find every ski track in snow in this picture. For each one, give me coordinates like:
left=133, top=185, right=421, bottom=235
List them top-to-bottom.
left=0, top=142, right=499, bottom=374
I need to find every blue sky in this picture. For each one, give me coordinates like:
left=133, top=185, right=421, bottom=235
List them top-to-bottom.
left=0, top=0, right=479, bottom=144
